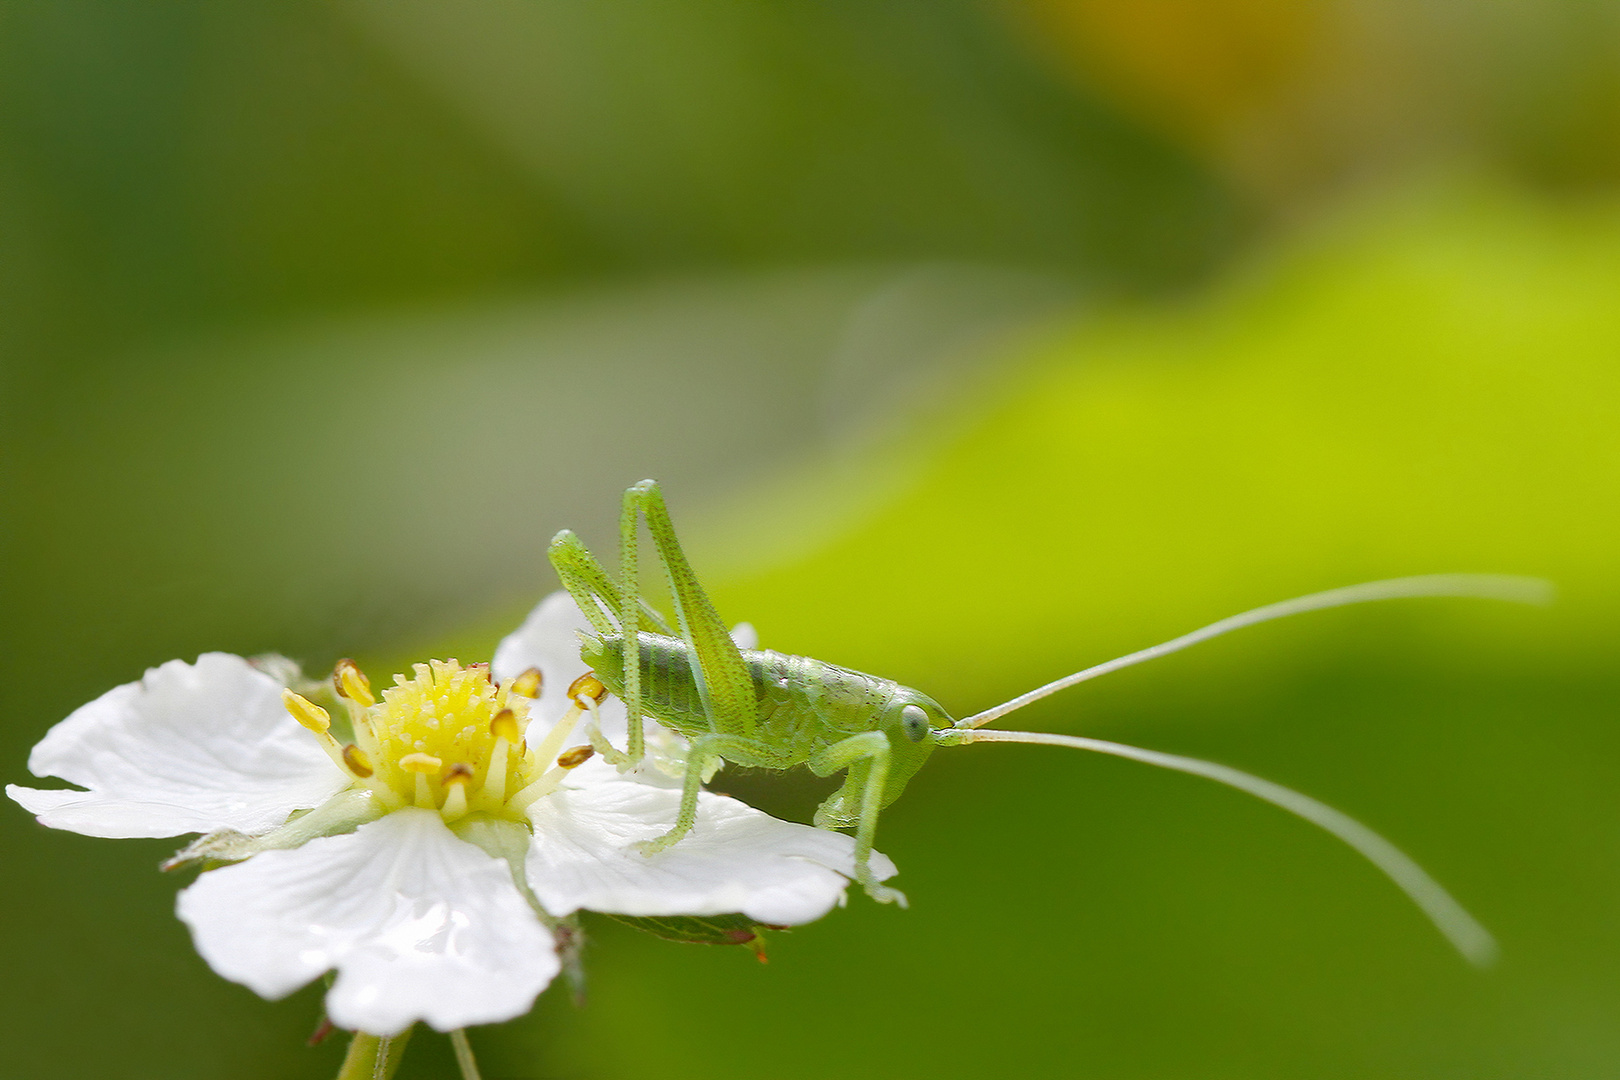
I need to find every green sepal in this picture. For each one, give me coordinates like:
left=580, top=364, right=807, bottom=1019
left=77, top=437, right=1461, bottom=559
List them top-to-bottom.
left=603, top=912, right=774, bottom=951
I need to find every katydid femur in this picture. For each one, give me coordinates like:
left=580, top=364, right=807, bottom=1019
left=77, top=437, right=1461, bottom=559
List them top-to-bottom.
left=549, top=479, right=1549, bottom=964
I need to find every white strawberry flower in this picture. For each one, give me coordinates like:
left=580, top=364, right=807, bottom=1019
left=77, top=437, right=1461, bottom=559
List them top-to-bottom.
left=8, top=592, right=893, bottom=1036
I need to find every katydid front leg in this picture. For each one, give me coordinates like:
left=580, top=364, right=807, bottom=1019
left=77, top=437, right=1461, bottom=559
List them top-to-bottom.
left=810, top=731, right=906, bottom=906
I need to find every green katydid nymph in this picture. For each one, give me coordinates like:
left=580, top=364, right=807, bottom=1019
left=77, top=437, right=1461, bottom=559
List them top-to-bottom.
left=549, top=479, right=1549, bottom=965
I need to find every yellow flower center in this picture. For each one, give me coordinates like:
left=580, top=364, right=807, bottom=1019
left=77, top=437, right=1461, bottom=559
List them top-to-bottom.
left=282, top=658, right=606, bottom=823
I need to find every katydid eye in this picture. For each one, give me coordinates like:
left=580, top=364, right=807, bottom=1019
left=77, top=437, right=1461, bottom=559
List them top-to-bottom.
left=900, top=704, right=930, bottom=743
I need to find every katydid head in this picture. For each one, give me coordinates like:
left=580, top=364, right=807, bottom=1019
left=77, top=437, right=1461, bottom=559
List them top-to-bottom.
left=815, top=689, right=952, bottom=831
left=874, top=690, right=953, bottom=799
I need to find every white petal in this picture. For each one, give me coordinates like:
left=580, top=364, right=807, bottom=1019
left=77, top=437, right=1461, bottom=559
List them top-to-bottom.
left=493, top=590, right=594, bottom=684
left=494, top=590, right=633, bottom=737
left=7, top=653, right=349, bottom=838
left=525, top=780, right=895, bottom=926
left=177, top=809, right=559, bottom=1035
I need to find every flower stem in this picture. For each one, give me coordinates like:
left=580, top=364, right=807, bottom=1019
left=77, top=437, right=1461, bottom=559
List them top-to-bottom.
left=336, top=1026, right=414, bottom=1080
left=450, top=1029, right=484, bottom=1080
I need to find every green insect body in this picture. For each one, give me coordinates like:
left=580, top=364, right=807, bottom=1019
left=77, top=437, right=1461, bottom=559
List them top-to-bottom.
left=551, top=478, right=1550, bottom=959
left=551, top=479, right=952, bottom=904
left=579, top=629, right=948, bottom=831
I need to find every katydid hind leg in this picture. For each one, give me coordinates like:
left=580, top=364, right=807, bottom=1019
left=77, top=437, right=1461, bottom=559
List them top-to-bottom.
left=626, top=480, right=757, bottom=739
left=617, top=489, right=646, bottom=763
left=547, top=519, right=676, bottom=767
left=637, top=733, right=792, bottom=855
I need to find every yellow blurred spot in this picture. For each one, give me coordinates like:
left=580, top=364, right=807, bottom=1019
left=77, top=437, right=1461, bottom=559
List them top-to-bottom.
left=1011, top=0, right=1320, bottom=146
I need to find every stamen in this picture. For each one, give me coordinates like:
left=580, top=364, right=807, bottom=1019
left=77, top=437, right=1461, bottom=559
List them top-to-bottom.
left=333, top=659, right=376, bottom=709
left=507, top=667, right=543, bottom=699
left=568, top=672, right=608, bottom=705
left=524, top=685, right=606, bottom=805
left=283, top=690, right=331, bottom=734
left=285, top=691, right=385, bottom=796
left=526, top=703, right=583, bottom=773
left=489, top=709, right=521, bottom=743
left=347, top=710, right=381, bottom=762
left=481, top=737, right=512, bottom=805
left=341, top=744, right=374, bottom=778
left=557, top=745, right=595, bottom=769
left=400, top=752, right=442, bottom=809
left=440, top=763, right=474, bottom=820
left=509, top=764, right=573, bottom=811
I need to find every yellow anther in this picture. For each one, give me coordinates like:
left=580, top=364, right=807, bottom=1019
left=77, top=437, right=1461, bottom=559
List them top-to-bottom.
left=333, top=659, right=375, bottom=708
left=508, top=667, right=543, bottom=699
left=567, top=672, right=609, bottom=705
left=283, top=690, right=331, bottom=734
left=489, top=708, right=521, bottom=743
left=341, top=744, right=374, bottom=778
left=556, top=745, right=595, bottom=769
left=399, top=752, right=443, bottom=774
left=443, top=762, right=475, bottom=786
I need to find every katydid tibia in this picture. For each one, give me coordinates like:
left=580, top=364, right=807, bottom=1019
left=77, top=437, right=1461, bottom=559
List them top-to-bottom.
left=548, top=479, right=1550, bottom=965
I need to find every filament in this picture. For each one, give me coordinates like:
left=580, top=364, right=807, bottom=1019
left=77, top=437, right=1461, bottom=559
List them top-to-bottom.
left=528, top=703, right=584, bottom=773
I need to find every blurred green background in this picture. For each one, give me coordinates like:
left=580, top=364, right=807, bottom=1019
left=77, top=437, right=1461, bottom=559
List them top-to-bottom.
left=5, top=2, right=1620, bottom=1077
